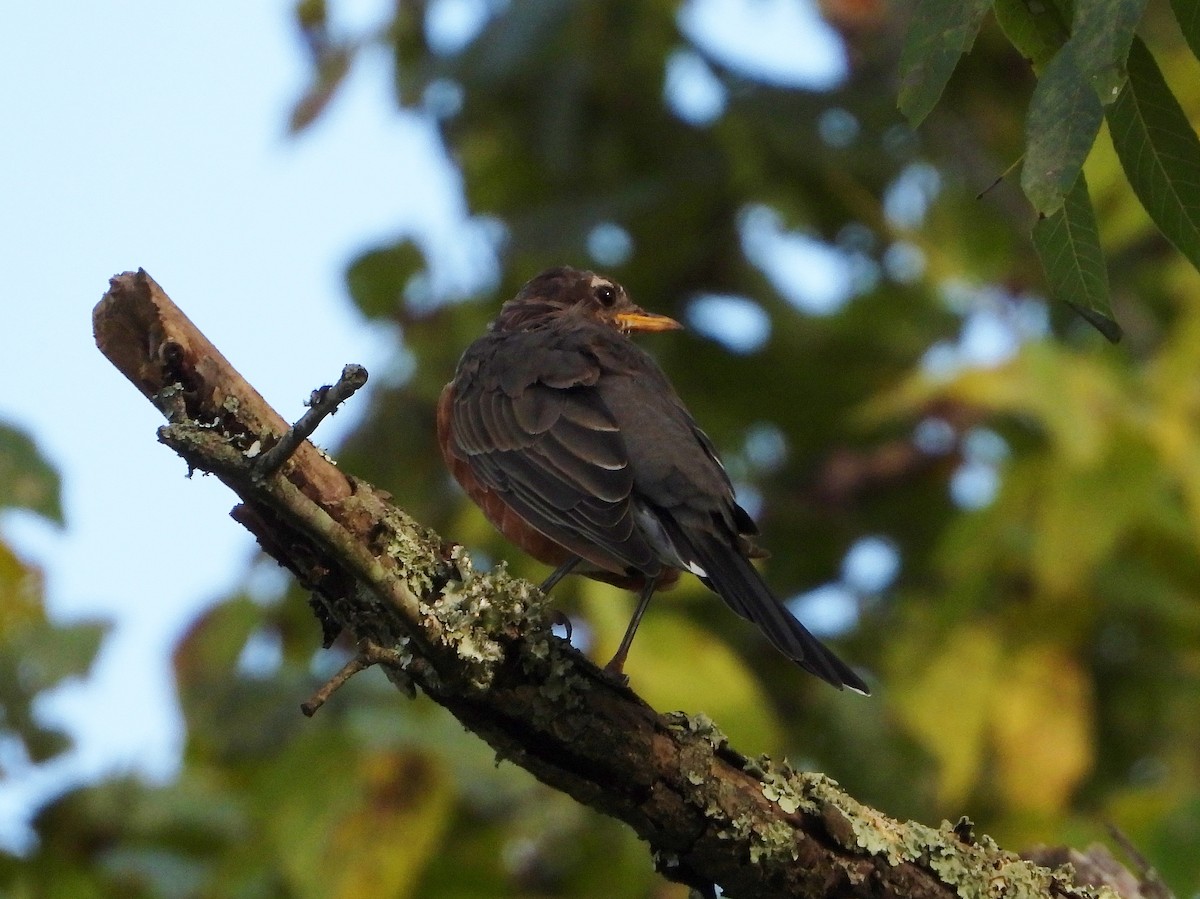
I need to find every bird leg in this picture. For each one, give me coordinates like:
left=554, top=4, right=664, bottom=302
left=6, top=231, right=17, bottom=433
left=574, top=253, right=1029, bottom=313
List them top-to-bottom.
left=540, top=556, right=582, bottom=593
left=539, top=557, right=583, bottom=640
left=604, top=574, right=659, bottom=677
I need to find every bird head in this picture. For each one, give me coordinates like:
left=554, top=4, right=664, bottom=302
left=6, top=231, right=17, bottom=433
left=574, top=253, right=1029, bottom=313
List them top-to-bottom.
left=493, top=267, right=682, bottom=334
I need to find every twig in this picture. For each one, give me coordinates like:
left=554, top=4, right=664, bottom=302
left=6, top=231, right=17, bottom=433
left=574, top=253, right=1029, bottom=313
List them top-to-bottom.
left=976, top=153, right=1024, bottom=200
left=253, top=363, right=368, bottom=479
left=300, top=640, right=410, bottom=716
left=302, top=654, right=374, bottom=716
left=1106, top=823, right=1175, bottom=899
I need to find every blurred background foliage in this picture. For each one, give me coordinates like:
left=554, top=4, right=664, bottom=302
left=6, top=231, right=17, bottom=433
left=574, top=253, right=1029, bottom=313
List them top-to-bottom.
left=4, top=0, right=1200, bottom=895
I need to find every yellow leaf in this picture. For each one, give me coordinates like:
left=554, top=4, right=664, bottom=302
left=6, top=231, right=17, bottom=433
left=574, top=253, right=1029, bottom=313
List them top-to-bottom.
left=864, top=342, right=1125, bottom=467
left=1031, top=435, right=1160, bottom=598
left=0, top=540, right=42, bottom=634
left=581, top=581, right=784, bottom=753
left=889, top=624, right=1004, bottom=807
left=989, top=645, right=1093, bottom=814
left=261, top=738, right=452, bottom=899
left=328, top=751, right=454, bottom=899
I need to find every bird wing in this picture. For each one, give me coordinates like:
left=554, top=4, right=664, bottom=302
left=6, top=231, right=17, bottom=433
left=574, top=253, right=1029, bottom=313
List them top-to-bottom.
left=445, top=326, right=666, bottom=578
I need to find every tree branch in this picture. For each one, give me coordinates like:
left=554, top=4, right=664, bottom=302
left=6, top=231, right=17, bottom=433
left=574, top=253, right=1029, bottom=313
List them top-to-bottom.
left=92, top=269, right=1116, bottom=899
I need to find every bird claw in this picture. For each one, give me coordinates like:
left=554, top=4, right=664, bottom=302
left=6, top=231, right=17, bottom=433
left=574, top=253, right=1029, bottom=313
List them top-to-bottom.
left=601, top=654, right=631, bottom=687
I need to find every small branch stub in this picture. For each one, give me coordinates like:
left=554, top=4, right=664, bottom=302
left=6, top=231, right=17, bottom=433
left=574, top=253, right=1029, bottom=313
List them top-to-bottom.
left=253, top=363, right=369, bottom=480
left=300, top=640, right=408, bottom=717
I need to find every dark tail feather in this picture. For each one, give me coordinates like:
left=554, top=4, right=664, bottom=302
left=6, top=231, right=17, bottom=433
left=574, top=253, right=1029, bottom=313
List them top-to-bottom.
left=686, top=532, right=870, bottom=694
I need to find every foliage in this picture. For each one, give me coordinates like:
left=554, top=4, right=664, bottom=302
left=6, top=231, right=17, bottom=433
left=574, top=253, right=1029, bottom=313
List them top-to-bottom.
left=12, top=0, right=1200, bottom=895
left=910, top=0, right=1200, bottom=341
left=0, top=423, right=107, bottom=886
left=0, top=424, right=63, bottom=526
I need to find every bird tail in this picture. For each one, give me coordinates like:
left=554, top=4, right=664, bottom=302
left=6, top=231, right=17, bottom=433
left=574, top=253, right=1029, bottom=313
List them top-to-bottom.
left=682, top=529, right=869, bottom=694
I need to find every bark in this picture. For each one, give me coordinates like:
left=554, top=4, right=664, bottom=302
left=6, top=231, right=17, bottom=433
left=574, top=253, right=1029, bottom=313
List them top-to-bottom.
left=92, top=269, right=1119, bottom=899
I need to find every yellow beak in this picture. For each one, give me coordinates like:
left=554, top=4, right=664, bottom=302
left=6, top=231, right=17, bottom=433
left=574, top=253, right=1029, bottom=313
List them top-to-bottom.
left=615, top=310, right=683, bottom=333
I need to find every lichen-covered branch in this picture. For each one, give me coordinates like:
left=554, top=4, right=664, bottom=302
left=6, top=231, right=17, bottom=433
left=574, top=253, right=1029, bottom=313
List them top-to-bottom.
left=92, top=269, right=1118, bottom=899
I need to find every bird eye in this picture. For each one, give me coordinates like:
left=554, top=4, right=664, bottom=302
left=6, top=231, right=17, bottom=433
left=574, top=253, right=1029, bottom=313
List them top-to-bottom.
left=595, top=283, right=617, bottom=306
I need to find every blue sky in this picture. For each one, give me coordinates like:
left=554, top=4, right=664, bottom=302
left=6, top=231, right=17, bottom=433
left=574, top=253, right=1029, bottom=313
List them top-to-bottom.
left=0, top=0, right=861, bottom=849
left=0, top=0, right=450, bottom=844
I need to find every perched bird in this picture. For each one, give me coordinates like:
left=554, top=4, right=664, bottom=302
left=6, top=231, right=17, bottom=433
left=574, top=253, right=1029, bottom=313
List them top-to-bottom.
left=437, top=267, right=868, bottom=693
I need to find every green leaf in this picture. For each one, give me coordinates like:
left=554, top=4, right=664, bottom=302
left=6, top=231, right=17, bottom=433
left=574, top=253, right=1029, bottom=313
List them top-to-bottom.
left=898, top=0, right=997, bottom=126
left=993, top=0, right=1068, bottom=66
left=1018, top=0, right=1147, bottom=214
left=1070, top=0, right=1147, bottom=103
left=1169, top=0, right=1200, bottom=65
left=1106, top=36, right=1200, bottom=274
left=1021, top=45, right=1104, bottom=215
left=289, top=47, right=353, bottom=133
left=1032, top=173, right=1121, bottom=341
left=346, top=241, right=425, bottom=319
left=0, top=423, right=63, bottom=524
left=0, top=537, right=107, bottom=766
left=23, top=621, right=108, bottom=693
left=19, top=622, right=108, bottom=763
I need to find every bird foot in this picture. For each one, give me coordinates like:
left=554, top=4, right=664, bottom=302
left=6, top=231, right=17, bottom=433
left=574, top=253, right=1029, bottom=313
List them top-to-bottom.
left=601, top=654, right=631, bottom=687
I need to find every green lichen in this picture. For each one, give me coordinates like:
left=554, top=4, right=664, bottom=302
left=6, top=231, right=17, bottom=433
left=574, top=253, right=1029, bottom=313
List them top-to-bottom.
left=377, top=506, right=445, bottom=598
left=383, top=530, right=560, bottom=690
left=424, top=563, right=513, bottom=688
left=535, top=645, right=591, bottom=703
left=664, top=711, right=729, bottom=750
left=701, top=755, right=812, bottom=865
left=741, top=755, right=768, bottom=779
left=748, top=757, right=820, bottom=819
left=794, top=775, right=1119, bottom=899
left=760, top=780, right=800, bottom=815
left=722, top=809, right=754, bottom=842
left=749, top=818, right=799, bottom=864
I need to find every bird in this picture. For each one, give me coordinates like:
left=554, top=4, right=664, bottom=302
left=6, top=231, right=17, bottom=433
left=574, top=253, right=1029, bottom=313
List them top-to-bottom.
left=437, top=266, right=868, bottom=693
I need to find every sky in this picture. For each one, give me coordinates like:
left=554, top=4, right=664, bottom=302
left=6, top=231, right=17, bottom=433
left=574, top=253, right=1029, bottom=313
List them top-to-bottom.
left=0, top=0, right=900, bottom=850
left=0, top=0, right=460, bottom=846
